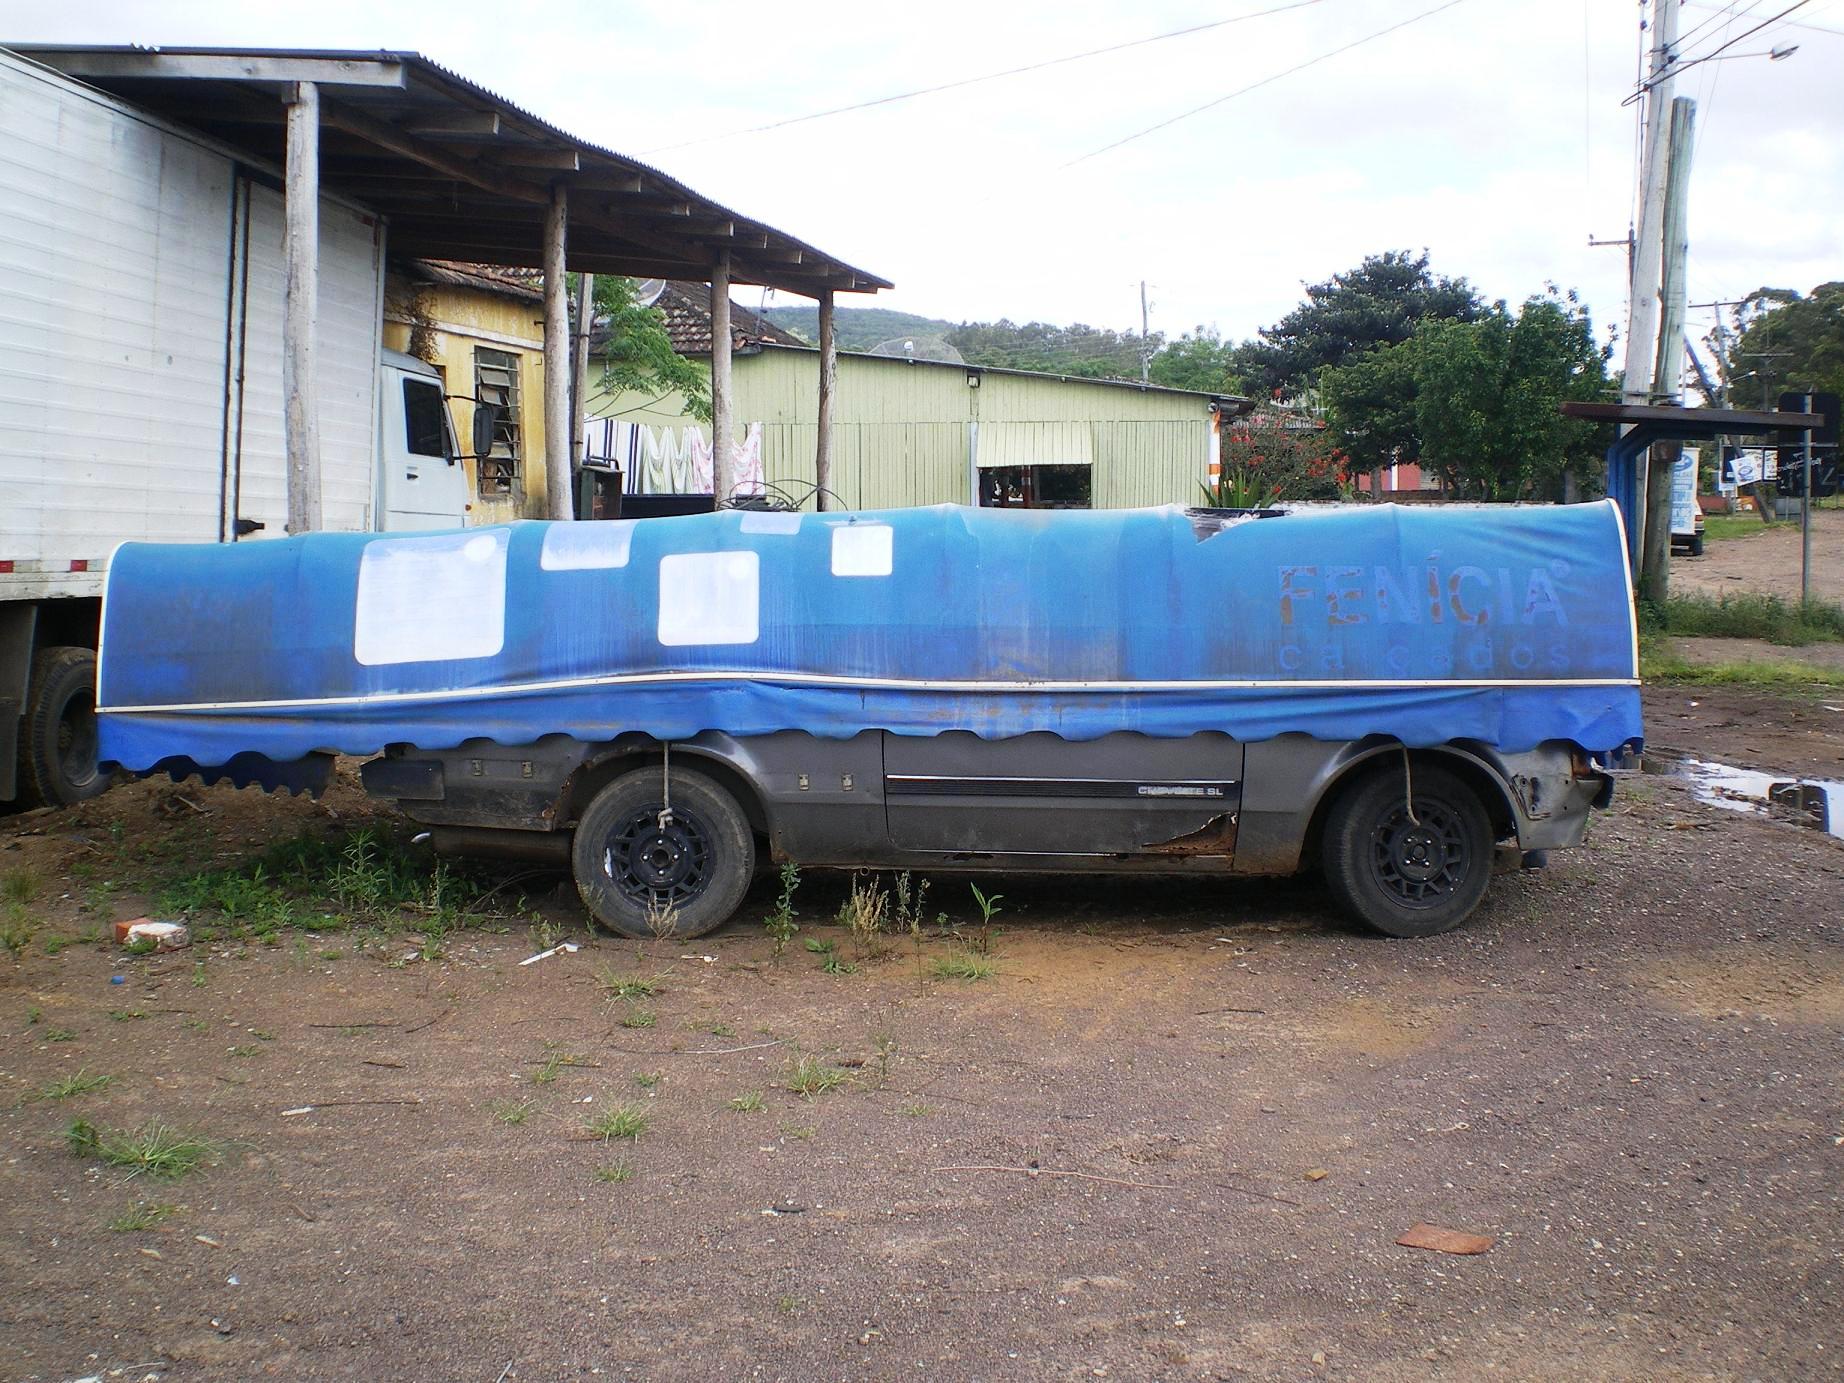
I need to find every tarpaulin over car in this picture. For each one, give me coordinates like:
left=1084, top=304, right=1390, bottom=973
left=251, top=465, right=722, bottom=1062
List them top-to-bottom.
left=97, top=501, right=1642, bottom=774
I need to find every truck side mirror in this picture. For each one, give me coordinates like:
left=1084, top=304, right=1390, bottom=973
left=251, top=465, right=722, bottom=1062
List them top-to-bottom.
left=472, top=402, right=499, bottom=460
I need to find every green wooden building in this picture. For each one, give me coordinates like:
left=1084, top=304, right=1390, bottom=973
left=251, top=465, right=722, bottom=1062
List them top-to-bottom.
left=585, top=286, right=1250, bottom=511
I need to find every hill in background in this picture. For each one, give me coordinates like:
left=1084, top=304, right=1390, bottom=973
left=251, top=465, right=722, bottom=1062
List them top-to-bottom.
left=759, top=304, right=954, bottom=352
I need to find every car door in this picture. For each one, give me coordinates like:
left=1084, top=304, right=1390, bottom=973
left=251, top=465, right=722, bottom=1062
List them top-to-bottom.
left=883, top=730, right=1243, bottom=857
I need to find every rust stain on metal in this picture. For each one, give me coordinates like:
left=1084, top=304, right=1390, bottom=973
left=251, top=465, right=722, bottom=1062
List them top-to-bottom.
left=1142, top=812, right=1238, bottom=857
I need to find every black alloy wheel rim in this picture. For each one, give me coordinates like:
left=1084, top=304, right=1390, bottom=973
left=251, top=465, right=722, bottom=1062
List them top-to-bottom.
left=58, top=692, right=99, bottom=787
left=1368, top=800, right=1469, bottom=908
left=604, top=804, right=713, bottom=909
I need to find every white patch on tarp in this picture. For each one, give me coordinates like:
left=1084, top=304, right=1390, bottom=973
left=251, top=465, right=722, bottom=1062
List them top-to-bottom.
left=739, top=511, right=802, bottom=535
left=541, top=520, right=636, bottom=570
left=831, top=523, right=893, bottom=577
left=354, top=530, right=507, bottom=666
left=657, top=551, right=759, bottom=646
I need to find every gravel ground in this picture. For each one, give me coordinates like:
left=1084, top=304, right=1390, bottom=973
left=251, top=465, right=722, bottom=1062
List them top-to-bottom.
left=1671, top=506, right=1844, bottom=607
left=2, top=712, right=1841, bottom=1382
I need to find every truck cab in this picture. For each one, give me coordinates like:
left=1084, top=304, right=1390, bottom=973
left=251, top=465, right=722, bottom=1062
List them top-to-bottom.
left=377, top=351, right=470, bottom=533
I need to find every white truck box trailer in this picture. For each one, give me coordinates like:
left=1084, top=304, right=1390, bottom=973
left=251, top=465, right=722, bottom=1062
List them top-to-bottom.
left=0, top=47, right=465, bottom=806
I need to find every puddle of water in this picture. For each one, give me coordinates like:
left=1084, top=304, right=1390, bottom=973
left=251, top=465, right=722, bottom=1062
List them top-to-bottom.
left=1645, top=753, right=1844, bottom=839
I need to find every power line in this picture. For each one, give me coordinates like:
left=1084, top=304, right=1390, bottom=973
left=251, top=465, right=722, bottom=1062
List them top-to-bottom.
left=644, top=0, right=1335, bottom=155
left=1063, top=0, right=1475, bottom=168
left=1625, top=0, right=1812, bottom=100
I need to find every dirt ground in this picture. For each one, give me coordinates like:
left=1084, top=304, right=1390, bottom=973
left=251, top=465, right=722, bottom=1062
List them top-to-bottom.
left=1671, top=505, right=1844, bottom=606
left=3, top=695, right=1842, bottom=1382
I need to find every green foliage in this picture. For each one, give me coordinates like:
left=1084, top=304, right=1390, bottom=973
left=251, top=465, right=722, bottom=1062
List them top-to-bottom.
left=1231, top=250, right=1482, bottom=398
left=589, top=275, right=713, bottom=423
left=1720, top=283, right=1844, bottom=408
left=1322, top=289, right=1613, bottom=500
left=946, top=318, right=1153, bottom=379
left=1148, top=325, right=1237, bottom=393
left=1644, top=592, right=1844, bottom=646
left=1639, top=635, right=1841, bottom=688
left=158, top=826, right=505, bottom=939
left=764, top=862, right=801, bottom=958
left=968, top=885, right=1003, bottom=955
left=930, top=949, right=998, bottom=982
left=598, top=970, right=660, bottom=1000
left=784, top=1056, right=847, bottom=1099
left=33, top=1069, right=112, bottom=1102
left=729, top=1090, right=767, bottom=1113
left=489, top=1098, right=534, bottom=1126
left=585, top=1102, right=650, bottom=1141
left=68, top=1119, right=219, bottom=1179
left=595, top=1160, right=635, bottom=1183
left=109, top=1201, right=176, bottom=1233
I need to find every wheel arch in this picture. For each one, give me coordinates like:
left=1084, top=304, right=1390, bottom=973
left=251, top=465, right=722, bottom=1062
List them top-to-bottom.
left=559, top=739, right=771, bottom=839
left=1298, top=740, right=1520, bottom=870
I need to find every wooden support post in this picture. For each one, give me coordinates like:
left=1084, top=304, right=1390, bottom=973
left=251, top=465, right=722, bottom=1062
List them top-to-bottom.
left=283, top=81, right=322, bottom=535
left=542, top=183, right=572, bottom=521
left=710, top=253, right=734, bottom=504
left=571, top=271, right=594, bottom=478
left=815, top=288, right=835, bottom=511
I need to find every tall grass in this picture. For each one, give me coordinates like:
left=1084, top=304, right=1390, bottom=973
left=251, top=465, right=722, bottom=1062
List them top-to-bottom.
left=1643, top=592, right=1844, bottom=647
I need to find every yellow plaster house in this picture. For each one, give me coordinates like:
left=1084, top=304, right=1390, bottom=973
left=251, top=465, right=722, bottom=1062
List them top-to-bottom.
left=383, top=259, right=550, bottom=524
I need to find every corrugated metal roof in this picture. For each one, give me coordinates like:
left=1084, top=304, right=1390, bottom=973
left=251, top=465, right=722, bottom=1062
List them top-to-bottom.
left=6, top=44, right=890, bottom=297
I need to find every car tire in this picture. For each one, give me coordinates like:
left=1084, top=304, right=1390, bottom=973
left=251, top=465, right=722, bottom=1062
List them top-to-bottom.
left=1688, top=535, right=1704, bottom=557
left=16, top=646, right=109, bottom=809
left=1321, top=761, right=1494, bottom=938
left=571, top=765, right=754, bottom=940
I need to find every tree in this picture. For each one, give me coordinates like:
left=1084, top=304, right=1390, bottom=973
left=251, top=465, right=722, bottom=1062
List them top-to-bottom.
left=1230, top=250, right=1482, bottom=398
left=587, top=275, right=712, bottom=422
left=1722, top=282, right=1844, bottom=409
left=1322, top=290, right=1612, bottom=500
left=946, top=318, right=1155, bottom=379
left=1149, top=326, right=1236, bottom=393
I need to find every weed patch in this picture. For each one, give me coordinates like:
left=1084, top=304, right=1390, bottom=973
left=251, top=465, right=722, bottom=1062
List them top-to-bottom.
left=931, top=949, right=998, bottom=982
left=784, top=1056, right=847, bottom=1100
left=33, top=1070, right=112, bottom=1102
left=729, top=1090, right=766, bottom=1113
left=585, top=1102, right=650, bottom=1142
left=68, top=1119, right=219, bottom=1179
left=594, top=1160, right=635, bottom=1183
left=108, top=1201, right=176, bottom=1233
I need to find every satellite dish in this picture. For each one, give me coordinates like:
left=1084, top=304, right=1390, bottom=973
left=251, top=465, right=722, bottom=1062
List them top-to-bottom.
left=634, top=278, right=667, bottom=307
left=867, top=335, right=964, bottom=365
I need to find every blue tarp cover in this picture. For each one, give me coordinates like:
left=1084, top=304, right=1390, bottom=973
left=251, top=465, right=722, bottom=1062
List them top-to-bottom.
left=97, top=501, right=1642, bottom=771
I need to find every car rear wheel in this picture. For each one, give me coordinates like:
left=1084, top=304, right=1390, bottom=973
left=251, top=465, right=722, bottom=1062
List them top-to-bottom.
left=1321, top=761, right=1493, bottom=938
left=571, top=765, right=754, bottom=939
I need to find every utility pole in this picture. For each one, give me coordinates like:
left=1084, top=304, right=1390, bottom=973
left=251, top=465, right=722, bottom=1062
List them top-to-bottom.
left=1620, top=0, right=1679, bottom=586
left=1640, top=95, right=1696, bottom=603
left=1140, top=280, right=1151, bottom=384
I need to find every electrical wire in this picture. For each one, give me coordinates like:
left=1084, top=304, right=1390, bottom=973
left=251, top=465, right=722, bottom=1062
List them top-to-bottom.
left=645, top=0, right=1336, bottom=154
left=1063, top=0, right=1474, bottom=168
left=1625, top=0, right=1812, bottom=100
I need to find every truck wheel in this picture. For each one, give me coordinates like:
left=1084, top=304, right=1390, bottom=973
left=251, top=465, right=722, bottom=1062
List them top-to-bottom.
left=1688, top=535, right=1705, bottom=557
left=16, top=647, right=108, bottom=809
left=1321, top=762, right=1493, bottom=938
left=571, top=766, right=754, bottom=940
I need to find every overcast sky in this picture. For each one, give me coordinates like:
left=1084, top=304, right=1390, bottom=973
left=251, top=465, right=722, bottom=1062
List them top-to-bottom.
left=10, top=0, right=1841, bottom=351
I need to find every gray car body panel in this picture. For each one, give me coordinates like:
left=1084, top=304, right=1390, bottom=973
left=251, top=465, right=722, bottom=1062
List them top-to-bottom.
left=363, top=727, right=1601, bottom=877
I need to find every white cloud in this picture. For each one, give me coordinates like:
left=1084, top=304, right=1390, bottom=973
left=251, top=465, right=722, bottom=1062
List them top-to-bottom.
left=8, top=0, right=1841, bottom=343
